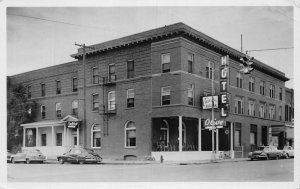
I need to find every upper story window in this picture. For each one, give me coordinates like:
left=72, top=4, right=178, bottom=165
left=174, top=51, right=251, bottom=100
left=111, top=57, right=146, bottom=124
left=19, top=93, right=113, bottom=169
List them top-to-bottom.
left=161, top=53, right=171, bottom=73
left=188, top=53, right=194, bottom=73
left=127, top=60, right=134, bottom=79
left=206, top=62, right=214, bottom=79
left=108, top=64, right=116, bottom=82
left=92, top=67, right=99, bottom=84
left=236, top=72, right=243, bottom=88
left=249, top=76, right=255, bottom=92
left=72, top=77, right=78, bottom=92
left=56, top=80, right=61, bottom=95
left=260, top=81, right=265, bottom=95
left=41, top=83, right=45, bottom=97
left=188, top=84, right=194, bottom=105
left=270, top=84, right=275, bottom=98
left=27, top=85, right=31, bottom=99
left=161, top=86, right=171, bottom=106
left=279, top=88, right=283, bottom=101
left=127, top=89, right=134, bottom=108
left=108, top=91, right=116, bottom=111
left=92, top=94, right=99, bottom=111
left=235, top=96, right=244, bottom=114
left=72, top=100, right=78, bottom=116
left=248, top=100, right=255, bottom=116
left=55, top=102, right=62, bottom=118
left=259, top=102, right=266, bottom=118
left=269, top=104, right=276, bottom=119
left=285, top=104, right=292, bottom=122
left=41, top=105, right=46, bottom=119
left=279, top=106, right=282, bottom=121
left=125, top=121, right=136, bottom=148
left=91, top=123, right=101, bottom=148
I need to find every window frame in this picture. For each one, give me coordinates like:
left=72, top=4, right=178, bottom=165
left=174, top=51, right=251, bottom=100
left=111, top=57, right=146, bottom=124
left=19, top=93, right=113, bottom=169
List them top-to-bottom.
left=161, top=53, right=171, bottom=73
left=187, top=53, right=194, bottom=73
left=127, top=59, right=134, bottom=79
left=206, top=62, right=214, bottom=79
left=108, top=64, right=116, bottom=82
left=92, top=67, right=99, bottom=84
left=236, top=72, right=243, bottom=88
left=249, top=76, right=255, bottom=92
left=72, top=77, right=78, bottom=92
left=56, top=80, right=61, bottom=95
left=260, top=81, right=265, bottom=95
left=41, top=83, right=45, bottom=97
left=187, top=84, right=194, bottom=106
left=270, top=84, right=275, bottom=98
left=27, top=85, right=31, bottom=99
left=161, top=86, right=171, bottom=106
left=127, top=89, right=134, bottom=108
left=108, top=91, right=116, bottom=111
left=92, top=94, right=99, bottom=111
left=235, top=96, right=244, bottom=114
left=72, top=100, right=78, bottom=116
left=248, top=100, right=255, bottom=116
left=55, top=102, right=62, bottom=118
left=259, top=102, right=266, bottom=118
left=269, top=104, right=276, bottom=120
left=41, top=105, right=46, bottom=119
left=160, top=120, right=169, bottom=147
left=124, top=121, right=136, bottom=148
left=91, top=123, right=101, bottom=148
left=234, top=123, right=242, bottom=147
left=250, top=124, right=257, bottom=145
left=56, top=133, right=62, bottom=146
left=41, top=134, right=47, bottom=146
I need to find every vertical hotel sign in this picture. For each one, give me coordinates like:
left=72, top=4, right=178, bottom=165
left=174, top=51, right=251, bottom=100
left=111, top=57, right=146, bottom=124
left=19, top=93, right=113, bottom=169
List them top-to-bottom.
left=220, top=55, right=229, bottom=117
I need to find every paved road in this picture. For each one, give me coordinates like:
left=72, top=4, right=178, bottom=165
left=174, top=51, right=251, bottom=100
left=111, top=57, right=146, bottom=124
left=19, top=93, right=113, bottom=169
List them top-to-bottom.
left=7, top=159, right=293, bottom=182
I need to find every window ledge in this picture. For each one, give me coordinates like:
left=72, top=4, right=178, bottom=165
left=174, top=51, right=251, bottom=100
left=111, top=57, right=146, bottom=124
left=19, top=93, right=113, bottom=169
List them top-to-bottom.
left=124, top=146, right=136, bottom=149
left=91, top=147, right=101, bottom=149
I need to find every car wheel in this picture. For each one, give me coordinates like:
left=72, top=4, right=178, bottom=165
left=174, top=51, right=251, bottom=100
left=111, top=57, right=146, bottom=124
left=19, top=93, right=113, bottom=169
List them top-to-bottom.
left=286, top=154, right=289, bottom=159
left=266, top=155, right=269, bottom=160
left=275, top=155, right=279, bottom=160
left=11, top=158, right=15, bottom=164
left=58, top=158, right=64, bottom=164
left=250, top=158, right=254, bottom=161
left=25, top=159, right=30, bottom=164
left=79, top=161, right=84, bottom=165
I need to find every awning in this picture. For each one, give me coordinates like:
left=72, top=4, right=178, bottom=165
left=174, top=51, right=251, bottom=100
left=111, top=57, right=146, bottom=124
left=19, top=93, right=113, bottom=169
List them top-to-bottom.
left=21, top=115, right=81, bottom=128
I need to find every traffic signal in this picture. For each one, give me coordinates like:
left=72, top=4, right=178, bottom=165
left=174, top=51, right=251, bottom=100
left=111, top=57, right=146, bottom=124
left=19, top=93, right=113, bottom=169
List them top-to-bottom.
left=240, top=56, right=254, bottom=74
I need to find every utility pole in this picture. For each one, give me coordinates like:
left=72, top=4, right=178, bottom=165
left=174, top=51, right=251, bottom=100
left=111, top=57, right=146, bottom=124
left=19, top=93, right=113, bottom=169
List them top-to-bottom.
left=241, top=34, right=243, bottom=53
left=74, top=43, right=94, bottom=147
left=211, top=62, right=216, bottom=161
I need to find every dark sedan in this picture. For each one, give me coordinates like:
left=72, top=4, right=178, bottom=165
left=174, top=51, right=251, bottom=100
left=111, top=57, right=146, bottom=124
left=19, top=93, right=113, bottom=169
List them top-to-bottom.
left=249, top=146, right=283, bottom=160
left=57, top=147, right=102, bottom=164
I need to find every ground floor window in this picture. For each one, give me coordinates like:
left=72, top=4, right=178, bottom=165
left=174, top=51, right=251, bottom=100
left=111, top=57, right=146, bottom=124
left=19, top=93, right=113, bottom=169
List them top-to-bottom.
left=125, top=121, right=136, bottom=147
left=234, top=123, right=241, bottom=147
left=91, top=124, right=101, bottom=148
left=250, top=124, right=257, bottom=145
left=25, top=128, right=36, bottom=147
left=56, top=133, right=62, bottom=146
left=41, top=134, right=47, bottom=146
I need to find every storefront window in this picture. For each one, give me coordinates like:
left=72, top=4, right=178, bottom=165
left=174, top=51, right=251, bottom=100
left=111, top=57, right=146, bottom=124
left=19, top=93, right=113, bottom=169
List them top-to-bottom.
left=234, top=123, right=241, bottom=147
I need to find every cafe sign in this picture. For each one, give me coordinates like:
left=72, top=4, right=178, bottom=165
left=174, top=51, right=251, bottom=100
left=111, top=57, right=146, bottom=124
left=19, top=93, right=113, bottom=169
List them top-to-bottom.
left=204, top=118, right=224, bottom=130
left=67, top=121, right=79, bottom=129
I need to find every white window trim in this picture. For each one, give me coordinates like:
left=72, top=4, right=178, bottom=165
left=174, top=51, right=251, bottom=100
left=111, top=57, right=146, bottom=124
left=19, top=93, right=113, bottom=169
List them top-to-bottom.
left=161, top=53, right=171, bottom=73
left=92, top=67, right=99, bottom=84
left=72, top=77, right=78, bottom=92
left=188, top=84, right=194, bottom=105
left=161, top=86, right=171, bottom=106
left=108, top=91, right=116, bottom=111
left=92, top=93, right=99, bottom=111
left=55, top=102, right=62, bottom=117
left=41, top=105, right=46, bottom=119
left=124, top=121, right=136, bottom=148
left=91, top=123, right=101, bottom=149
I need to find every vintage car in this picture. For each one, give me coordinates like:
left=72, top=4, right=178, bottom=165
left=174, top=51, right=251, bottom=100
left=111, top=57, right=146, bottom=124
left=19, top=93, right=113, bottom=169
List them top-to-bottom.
left=249, top=146, right=283, bottom=160
left=282, top=146, right=294, bottom=158
left=57, top=147, right=102, bottom=164
left=11, top=149, right=46, bottom=164
left=7, top=151, right=12, bottom=163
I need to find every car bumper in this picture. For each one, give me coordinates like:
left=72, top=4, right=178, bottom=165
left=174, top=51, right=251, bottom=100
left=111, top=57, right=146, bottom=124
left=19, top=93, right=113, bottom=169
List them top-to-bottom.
left=251, top=155, right=267, bottom=159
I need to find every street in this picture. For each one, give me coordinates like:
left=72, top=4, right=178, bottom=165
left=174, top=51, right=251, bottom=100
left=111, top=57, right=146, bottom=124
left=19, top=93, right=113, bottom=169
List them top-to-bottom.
left=7, top=159, right=293, bottom=182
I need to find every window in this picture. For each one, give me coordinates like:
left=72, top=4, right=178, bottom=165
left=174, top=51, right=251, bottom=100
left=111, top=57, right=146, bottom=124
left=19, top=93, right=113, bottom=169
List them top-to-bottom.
left=161, top=53, right=171, bottom=73
left=188, top=53, right=194, bottom=73
left=127, top=60, right=134, bottom=78
left=206, top=62, right=214, bottom=79
left=108, top=64, right=116, bottom=82
left=92, top=67, right=99, bottom=84
left=236, top=72, right=243, bottom=88
left=72, top=77, right=78, bottom=92
left=249, top=77, right=255, bottom=92
left=56, top=80, right=61, bottom=95
left=260, top=81, right=265, bottom=95
left=41, top=83, right=45, bottom=97
left=188, top=84, right=194, bottom=105
left=270, top=84, right=275, bottom=98
left=27, top=85, right=31, bottom=99
left=161, top=86, right=171, bottom=105
left=279, top=88, right=283, bottom=100
left=127, top=89, right=134, bottom=108
left=108, top=91, right=116, bottom=111
left=92, top=94, right=99, bottom=111
left=235, top=96, right=244, bottom=114
left=72, top=100, right=78, bottom=116
left=248, top=100, right=255, bottom=116
left=259, top=102, right=266, bottom=118
left=55, top=103, right=62, bottom=118
left=269, top=104, right=276, bottom=119
left=41, top=105, right=46, bottom=119
left=279, top=106, right=282, bottom=121
left=160, top=120, right=169, bottom=147
left=125, top=121, right=136, bottom=147
left=234, top=123, right=241, bottom=147
left=91, top=124, right=101, bottom=148
left=250, top=125, right=257, bottom=145
left=25, top=128, right=36, bottom=147
left=56, top=133, right=62, bottom=146
left=41, top=134, right=46, bottom=146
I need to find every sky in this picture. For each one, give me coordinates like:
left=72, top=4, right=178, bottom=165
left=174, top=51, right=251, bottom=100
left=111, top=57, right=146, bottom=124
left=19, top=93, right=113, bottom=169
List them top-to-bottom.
left=6, top=6, right=294, bottom=88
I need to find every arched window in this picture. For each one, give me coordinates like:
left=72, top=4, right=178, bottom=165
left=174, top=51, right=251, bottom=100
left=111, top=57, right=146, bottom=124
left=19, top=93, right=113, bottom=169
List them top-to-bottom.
left=72, top=100, right=78, bottom=116
left=56, top=103, right=62, bottom=118
left=160, top=120, right=169, bottom=147
left=125, top=121, right=136, bottom=147
left=91, top=124, right=101, bottom=148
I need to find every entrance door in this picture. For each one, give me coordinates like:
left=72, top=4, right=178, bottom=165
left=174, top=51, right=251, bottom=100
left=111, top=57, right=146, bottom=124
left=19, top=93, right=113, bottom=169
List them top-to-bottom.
left=262, top=126, right=268, bottom=146
left=72, top=135, right=77, bottom=146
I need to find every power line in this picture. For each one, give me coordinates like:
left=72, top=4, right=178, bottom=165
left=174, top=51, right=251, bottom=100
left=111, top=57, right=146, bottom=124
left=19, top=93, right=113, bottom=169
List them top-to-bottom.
left=246, top=47, right=293, bottom=54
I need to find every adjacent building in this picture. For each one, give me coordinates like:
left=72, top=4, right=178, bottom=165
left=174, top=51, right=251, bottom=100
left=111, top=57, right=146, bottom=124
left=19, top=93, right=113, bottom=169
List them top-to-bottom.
left=8, top=23, right=292, bottom=160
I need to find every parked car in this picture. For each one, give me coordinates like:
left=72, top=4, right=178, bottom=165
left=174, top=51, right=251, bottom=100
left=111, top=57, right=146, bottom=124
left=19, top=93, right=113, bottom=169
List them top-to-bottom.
left=248, top=146, right=283, bottom=160
left=282, top=146, right=294, bottom=158
left=57, top=147, right=102, bottom=164
left=11, top=149, right=46, bottom=164
left=7, top=151, right=12, bottom=163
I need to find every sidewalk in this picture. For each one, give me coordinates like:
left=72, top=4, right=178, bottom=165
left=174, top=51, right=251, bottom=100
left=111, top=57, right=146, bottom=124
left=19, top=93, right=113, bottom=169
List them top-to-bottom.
left=45, top=157, right=249, bottom=165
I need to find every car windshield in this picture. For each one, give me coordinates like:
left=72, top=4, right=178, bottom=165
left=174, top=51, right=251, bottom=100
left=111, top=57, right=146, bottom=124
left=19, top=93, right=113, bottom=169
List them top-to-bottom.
left=255, top=147, right=265, bottom=151
left=83, top=148, right=94, bottom=153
